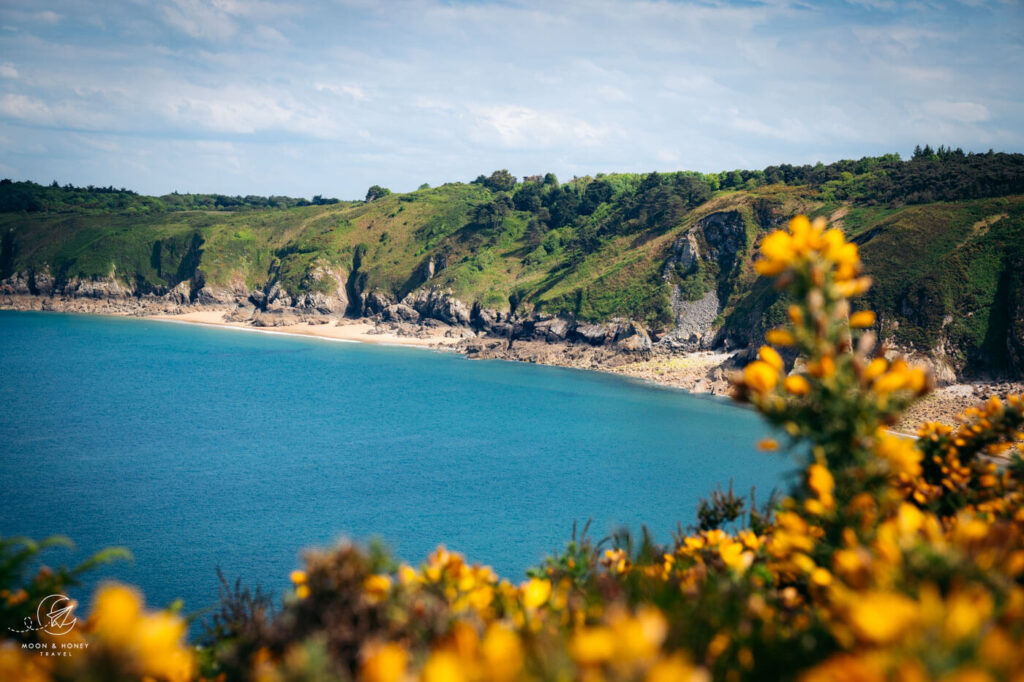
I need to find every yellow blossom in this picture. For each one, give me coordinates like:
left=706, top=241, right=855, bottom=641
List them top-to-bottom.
left=849, top=310, right=876, bottom=328
left=766, top=328, right=796, bottom=346
left=759, top=345, right=784, bottom=372
left=862, top=357, right=887, bottom=382
left=744, top=360, right=779, bottom=393
left=785, top=375, right=811, bottom=396
left=874, top=434, right=922, bottom=478
left=807, top=464, right=835, bottom=509
left=719, top=540, right=749, bottom=570
left=363, top=574, right=392, bottom=603
left=521, top=577, right=551, bottom=609
left=89, top=584, right=142, bottom=643
left=847, top=591, right=919, bottom=644
left=480, top=624, right=523, bottom=681
left=570, top=626, right=616, bottom=666
left=360, top=642, right=408, bottom=682
left=422, top=649, right=466, bottom=682
left=645, top=653, right=697, bottom=682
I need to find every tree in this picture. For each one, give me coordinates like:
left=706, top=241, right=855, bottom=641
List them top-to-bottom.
left=483, top=169, right=516, bottom=192
left=365, top=185, right=391, bottom=202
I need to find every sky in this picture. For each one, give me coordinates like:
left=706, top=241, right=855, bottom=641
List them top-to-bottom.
left=0, top=0, right=1022, bottom=200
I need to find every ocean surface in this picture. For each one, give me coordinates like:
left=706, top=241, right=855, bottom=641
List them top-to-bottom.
left=0, top=310, right=792, bottom=629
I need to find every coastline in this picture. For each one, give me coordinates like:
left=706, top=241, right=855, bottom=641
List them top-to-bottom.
left=2, top=299, right=1020, bottom=432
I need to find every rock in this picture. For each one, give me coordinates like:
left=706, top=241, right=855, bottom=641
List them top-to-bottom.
left=697, top=211, right=747, bottom=272
left=662, top=231, right=700, bottom=279
left=300, top=266, right=348, bottom=314
left=30, top=267, right=54, bottom=296
left=0, top=271, right=31, bottom=295
left=63, top=275, right=132, bottom=300
left=163, top=280, right=191, bottom=305
left=264, top=282, right=292, bottom=309
left=195, top=286, right=229, bottom=305
left=403, top=288, right=471, bottom=326
left=249, top=289, right=267, bottom=308
left=658, top=289, right=719, bottom=351
left=363, top=290, right=394, bottom=316
left=381, top=303, right=421, bottom=323
left=471, top=303, right=501, bottom=332
left=252, top=311, right=302, bottom=327
left=533, top=317, right=572, bottom=342
left=613, top=321, right=652, bottom=354
left=573, top=323, right=611, bottom=345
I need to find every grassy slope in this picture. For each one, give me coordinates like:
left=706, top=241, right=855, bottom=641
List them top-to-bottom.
left=2, top=183, right=1023, bottom=374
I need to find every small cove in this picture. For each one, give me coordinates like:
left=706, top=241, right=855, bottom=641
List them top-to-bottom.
left=0, top=310, right=792, bottom=626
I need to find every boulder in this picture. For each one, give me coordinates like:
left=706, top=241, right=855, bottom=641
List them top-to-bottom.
left=30, top=268, right=54, bottom=296
left=0, top=271, right=31, bottom=295
left=403, top=288, right=471, bottom=326
left=364, top=290, right=394, bottom=316
left=381, top=303, right=421, bottom=323
left=573, top=323, right=611, bottom=345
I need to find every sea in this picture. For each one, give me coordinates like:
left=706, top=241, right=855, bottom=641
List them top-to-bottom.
left=0, top=310, right=792, bottom=631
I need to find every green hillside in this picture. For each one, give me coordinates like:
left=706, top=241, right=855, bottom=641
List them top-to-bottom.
left=2, top=147, right=1023, bottom=377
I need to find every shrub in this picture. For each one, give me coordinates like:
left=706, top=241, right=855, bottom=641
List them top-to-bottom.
left=3, top=216, right=1023, bottom=681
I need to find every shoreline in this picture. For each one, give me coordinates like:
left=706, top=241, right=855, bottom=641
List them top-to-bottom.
left=3, top=301, right=1020, bottom=432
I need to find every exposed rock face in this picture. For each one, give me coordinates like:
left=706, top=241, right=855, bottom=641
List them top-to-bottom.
left=697, top=211, right=747, bottom=273
left=663, top=231, right=700, bottom=279
left=1006, top=260, right=1024, bottom=377
left=30, top=267, right=54, bottom=296
left=0, top=271, right=31, bottom=295
left=63, top=275, right=133, bottom=300
left=402, top=288, right=471, bottom=326
left=659, top=289, right=720, bottom=351
left=363, top=291, right=394, bottom=316
left=381, top=303, right=421, bottom=323
left=533, top=316, right=571, bottom=342
left=612, top=321, right=652, bottom=354
left=573, top=323, right=611, bottom=345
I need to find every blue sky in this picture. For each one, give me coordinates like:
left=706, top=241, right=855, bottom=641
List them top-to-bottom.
left=0, top=0, right=1021, bottom=199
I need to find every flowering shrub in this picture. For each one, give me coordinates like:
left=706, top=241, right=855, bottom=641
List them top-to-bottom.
left=3, top=215, right=1024, bottom=681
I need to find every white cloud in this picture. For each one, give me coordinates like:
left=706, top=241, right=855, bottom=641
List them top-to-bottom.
left=0, top=0, right=1020, bottom=196
left=160, top=0, right=238, bottom=40
left=251, top=25, right=289, bottom=47
left=314, top=82, right=368, bottom=101
left=0, top=93, right=51, bottom=122
left=922, top=100, right=991, bottom=124
left=470, top=105, right=611, bottom=149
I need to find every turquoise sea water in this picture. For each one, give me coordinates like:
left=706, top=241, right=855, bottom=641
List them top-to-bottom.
left=0, top=310, right=791, bottom=626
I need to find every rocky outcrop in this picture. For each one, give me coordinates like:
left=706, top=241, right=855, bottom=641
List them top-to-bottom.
left=697, top=211, right=747, bottom=273
left=662, top=231, right=700, bottom=279
left=0, top=271, right=31, bottom=295
left=62, top=275, right=133, bottom=300
left=402, top=288, right=471, bottom=326
left=659, top=289, right=720, bottom=351
left=381, top=303, right=421, bottom=323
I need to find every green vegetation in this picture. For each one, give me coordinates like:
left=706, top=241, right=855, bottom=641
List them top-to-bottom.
left=2, top=149, right=1023, bottom=375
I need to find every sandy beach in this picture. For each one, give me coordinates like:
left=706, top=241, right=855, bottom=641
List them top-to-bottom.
left=1, top=295, right=1015, bottom=432
left=141, top=309, right=1021, bottom=433
left=145, top=309, right=467, bottom=349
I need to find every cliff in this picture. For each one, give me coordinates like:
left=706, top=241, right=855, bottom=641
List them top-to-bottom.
left=2, top=152, right=1023, bottom=380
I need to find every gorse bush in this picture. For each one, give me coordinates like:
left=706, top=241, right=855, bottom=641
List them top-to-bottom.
left=3, top=216, right=1024, bottom=681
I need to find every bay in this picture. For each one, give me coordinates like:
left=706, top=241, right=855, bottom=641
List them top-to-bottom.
left=0, top=310, right=791, bottom=625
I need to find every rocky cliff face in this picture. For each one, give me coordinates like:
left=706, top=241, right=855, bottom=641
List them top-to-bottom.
left=656, top=211, right=749, bottom=351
